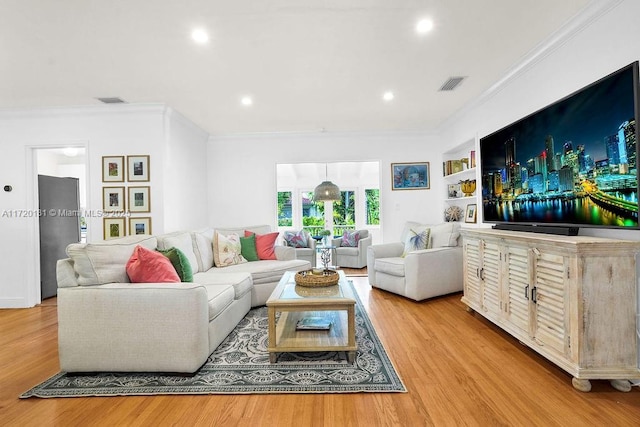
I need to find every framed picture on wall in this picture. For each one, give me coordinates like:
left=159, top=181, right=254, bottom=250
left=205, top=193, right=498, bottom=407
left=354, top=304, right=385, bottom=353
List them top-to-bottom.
left=127, top=155, right=150, bottom=182
left=102, top=156, right=125, bottom=182
left=391, top=162, right=430, bottom=190
left=128, top=186, right=150, bottom=213
left=102, top=187, right=125, bottom=212
left=465, top=204, right=477, bottom=223
left=129, top=217, right=152, bottom=235
left=104, top=218, right=126, bottom=240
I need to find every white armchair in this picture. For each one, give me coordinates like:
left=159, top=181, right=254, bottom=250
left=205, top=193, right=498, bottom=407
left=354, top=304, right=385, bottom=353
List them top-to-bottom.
left=367, top=222, right=463, bottom=301
left=282, top=230, right=317, bottom=268
left=331, top=230, right=372, bottom=269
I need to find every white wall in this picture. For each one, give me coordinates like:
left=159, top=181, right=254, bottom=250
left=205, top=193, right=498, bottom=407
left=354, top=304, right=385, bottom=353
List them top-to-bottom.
left=0, top=104, right=208, bottom=307
left=163, top=109, right=210, bottom=231
left=208, top=131, right=442, bottom=243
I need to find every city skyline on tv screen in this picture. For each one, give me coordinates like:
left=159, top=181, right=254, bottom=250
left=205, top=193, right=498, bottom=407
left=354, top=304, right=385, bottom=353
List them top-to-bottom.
left=481, top=62, right=639, bottom=228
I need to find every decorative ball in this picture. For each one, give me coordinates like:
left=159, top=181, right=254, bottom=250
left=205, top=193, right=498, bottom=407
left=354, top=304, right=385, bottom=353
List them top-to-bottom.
left=445, top=205, right=464, bottom=222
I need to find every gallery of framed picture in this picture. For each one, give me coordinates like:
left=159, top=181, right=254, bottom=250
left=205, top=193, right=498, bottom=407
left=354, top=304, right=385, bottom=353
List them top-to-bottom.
left=101, top=155, right=152, bottom=239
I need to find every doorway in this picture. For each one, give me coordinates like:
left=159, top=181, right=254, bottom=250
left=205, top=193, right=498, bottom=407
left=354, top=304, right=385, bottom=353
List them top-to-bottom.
left=35, top=147, right=87, bottom=300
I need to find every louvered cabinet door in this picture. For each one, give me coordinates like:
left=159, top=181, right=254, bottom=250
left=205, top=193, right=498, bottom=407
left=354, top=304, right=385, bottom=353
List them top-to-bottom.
left=462, top=238, right=482, bottom=308
left=480, top=241, right=501, bottom=319
left=504, top=246, right=531, bottom=338
left=532, top=251, right=567, bottom=356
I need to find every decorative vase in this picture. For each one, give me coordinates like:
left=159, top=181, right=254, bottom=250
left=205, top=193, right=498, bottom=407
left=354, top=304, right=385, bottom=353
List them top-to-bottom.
left=460, top=179, right=476, bottom=197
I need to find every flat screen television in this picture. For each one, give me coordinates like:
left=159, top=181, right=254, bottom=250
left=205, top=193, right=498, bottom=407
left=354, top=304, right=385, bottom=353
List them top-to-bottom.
left=480, top=61, right=640, bottom=235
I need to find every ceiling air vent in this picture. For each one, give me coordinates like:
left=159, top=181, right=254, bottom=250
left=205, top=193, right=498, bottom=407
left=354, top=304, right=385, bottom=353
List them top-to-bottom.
left=439, top=76, right=466, bottom=92
left=96, top=97, right=126, bottom=104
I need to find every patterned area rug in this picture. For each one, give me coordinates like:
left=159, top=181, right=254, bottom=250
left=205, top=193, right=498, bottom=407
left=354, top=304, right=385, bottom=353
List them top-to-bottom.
left=21, top=282, right=405, bottom=397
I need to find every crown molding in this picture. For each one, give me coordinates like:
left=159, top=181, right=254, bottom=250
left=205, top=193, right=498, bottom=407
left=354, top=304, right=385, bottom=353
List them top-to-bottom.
left=437, top=0, right=624, bottom=134
left=0, top=103, right=168, bottom=120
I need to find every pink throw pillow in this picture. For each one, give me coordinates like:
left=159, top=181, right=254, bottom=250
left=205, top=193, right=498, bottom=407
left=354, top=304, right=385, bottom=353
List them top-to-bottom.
left=244, top=231, right=279, bottom=260
left=126, top=245, right=180, bottom=283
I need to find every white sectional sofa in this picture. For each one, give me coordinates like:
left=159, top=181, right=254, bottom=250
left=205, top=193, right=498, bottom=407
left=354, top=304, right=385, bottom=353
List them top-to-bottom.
left=56, top=225, right=310, bottom=373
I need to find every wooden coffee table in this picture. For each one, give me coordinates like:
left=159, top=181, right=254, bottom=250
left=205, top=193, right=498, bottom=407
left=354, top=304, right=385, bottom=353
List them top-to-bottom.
left=266, top=270, right=357, bottom=363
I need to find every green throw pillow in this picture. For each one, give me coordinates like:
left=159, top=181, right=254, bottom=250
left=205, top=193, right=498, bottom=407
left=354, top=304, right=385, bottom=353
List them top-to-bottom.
left=240, top=234, right=259, bottom=262
left=157, top=247, right=193, bottom=282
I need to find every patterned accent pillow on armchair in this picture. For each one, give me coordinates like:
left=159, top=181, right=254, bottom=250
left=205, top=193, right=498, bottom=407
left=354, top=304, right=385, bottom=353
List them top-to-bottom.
left=402, top=226, right=431, bottom=257
left=283, top=230, right=309, bottom=248
left=340, top=230, right=361, bottom=247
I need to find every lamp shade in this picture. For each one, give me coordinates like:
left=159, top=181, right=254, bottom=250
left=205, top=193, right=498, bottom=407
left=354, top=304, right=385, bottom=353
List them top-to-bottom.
left=313, top=180, right=340, bottom=201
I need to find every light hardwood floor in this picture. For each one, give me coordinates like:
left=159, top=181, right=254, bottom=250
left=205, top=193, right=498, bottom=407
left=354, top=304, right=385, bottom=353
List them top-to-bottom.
left=1, top=277, right=639, bottom=426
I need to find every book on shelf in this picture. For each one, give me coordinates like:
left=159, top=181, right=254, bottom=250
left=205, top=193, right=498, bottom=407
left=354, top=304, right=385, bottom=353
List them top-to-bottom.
left=470, top=150, right=476, bottom=168
left=443, top=159, right=465, bottom=176
left=296, top=317, right=332, bottom=330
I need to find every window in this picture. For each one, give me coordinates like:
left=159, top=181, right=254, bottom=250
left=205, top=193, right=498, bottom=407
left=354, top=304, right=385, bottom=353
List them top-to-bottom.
left=365, top=189, right=380, bottom=225
left=333, top=190, right=355, bottom=235
left=277, top=191, right=292, bottom=226
left=301, top=191, right=324, bottom=235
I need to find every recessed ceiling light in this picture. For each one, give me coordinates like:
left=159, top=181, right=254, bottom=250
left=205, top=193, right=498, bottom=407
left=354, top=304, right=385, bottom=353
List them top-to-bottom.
left=416, top=18, right=434, bottom=34
left=191, top=28, right=209, bottom=44
left=383, top=91, right=394, bottom=101
left=241, top=96, right=253, bottom=106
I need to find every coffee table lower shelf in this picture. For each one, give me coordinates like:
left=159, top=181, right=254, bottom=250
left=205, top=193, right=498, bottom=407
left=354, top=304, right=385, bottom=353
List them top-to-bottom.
left=267, top=309, right=356, bottom=363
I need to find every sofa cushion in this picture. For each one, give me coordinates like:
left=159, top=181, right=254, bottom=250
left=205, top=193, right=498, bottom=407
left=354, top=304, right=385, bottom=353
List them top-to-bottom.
left=430, top=222, right=461, bottom=248
left=215, top=225, right=272, bottom=237
left=402, top=225, right=431, bottom=256
left=192, top=228, right=214, bottom=272
left=283, top=230, right=309, bottom=248
left=340, top=230, right=361, bottom=247
left=213, top=231, right=247, bottom=267
left=245, top=231, right=279, bottom=260
left=157, top=232, right=199, bottom=274
left=240, top=234, right=259, bottom=261
left=66, top=235, right=158, bottom=285
left=126, top=245, right=181, bottom=283
left=157, top=247, right=193, bottom=282
left=336, top=247, right=360, bottom=256
left=375, top=257, right=406, bottom=277
left=205, top=259, right=309, bottom=285
left=192, top=271, right=253, bottom=300
left=201, top=284, right=235, bottom=321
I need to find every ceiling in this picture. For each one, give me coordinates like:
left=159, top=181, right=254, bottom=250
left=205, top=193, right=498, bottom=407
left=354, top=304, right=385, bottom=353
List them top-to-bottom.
left=1, top=0, right=593, bottom=136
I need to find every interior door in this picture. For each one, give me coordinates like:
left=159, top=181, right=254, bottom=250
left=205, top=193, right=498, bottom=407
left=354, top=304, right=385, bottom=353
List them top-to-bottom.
left=38, top=175, right=80, bottom=299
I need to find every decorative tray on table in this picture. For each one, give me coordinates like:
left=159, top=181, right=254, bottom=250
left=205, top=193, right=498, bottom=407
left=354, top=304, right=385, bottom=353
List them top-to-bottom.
left=294, top=269, right=339, bottom=287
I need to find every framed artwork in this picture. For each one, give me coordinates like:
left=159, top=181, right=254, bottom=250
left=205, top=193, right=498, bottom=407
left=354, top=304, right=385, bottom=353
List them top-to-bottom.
left=127, top=155, right=150, bottom=182
left=102, top=156, right=125, bottom=182
left=391, top=162, right=430, bottom=190
left=448, top=184, right=461, bottom=198
left=128, top=186, right=151, bottom=213
left=102, top=187, right=125, bottom=212
left=465, top=204, right=477, bottom=223
left=129, top=217, right=152, bottom=235
left=103, top=218, right=126, bottom=240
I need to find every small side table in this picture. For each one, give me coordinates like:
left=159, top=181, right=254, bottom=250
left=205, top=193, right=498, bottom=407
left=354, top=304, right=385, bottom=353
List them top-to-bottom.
left=316, top=245, right=337, bottom=269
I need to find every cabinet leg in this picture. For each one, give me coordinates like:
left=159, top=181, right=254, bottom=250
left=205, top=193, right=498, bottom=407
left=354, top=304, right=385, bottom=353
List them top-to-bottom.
left=465, top=306, right=474, bottom=314
left=347, top=351, right=356, bottom=364
left=269, top=353, right=277, bottom=363
left=571, top=377, right=591, bottom=392
left=610, top=379, right=632, bottom=392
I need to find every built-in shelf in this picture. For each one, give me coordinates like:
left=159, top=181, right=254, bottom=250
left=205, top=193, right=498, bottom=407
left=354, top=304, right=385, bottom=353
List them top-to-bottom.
left=442, top=137, right=479, bottom=222
left=444, top=168, right=476, bottom=181
left=446, top=196, right=476, bottom=202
